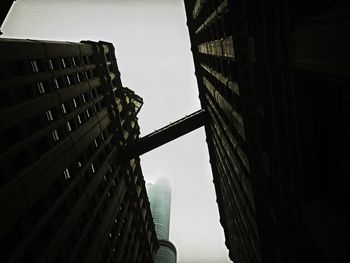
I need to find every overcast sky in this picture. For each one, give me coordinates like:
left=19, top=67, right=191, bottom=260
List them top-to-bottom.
left=2, top=1, right=231, bottom=262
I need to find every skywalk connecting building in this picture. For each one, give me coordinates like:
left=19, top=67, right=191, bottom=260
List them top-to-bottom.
left=0, top=38, right=158, bottom=263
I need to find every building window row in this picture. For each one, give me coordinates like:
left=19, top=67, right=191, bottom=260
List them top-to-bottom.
left=192, top=0, right=207, bottom=19
left=195, top=0, right=229, bottom=34
left=198, top=36, right=234, bottom=58
left=0, top=55, right=93, bottom=82
left=48, top=55, right=91, bottom=71
left=201, top=62, right=240, bottom=95
left=0, top=68, right=96, bottom=112
left=53, top=70, right=94, bottom=90
left=203, top=76, right=245, bottom=139
left=0, top=80, right=51, bottom=109
left=1, top=98, right=106, bottom=180
left=206, top=101, right=250, bottom=172
left=212, top=135, right=255, bottom=231
left=36, top=138, right=119, bottom=260
left=0, top=158, right=86, bottom=262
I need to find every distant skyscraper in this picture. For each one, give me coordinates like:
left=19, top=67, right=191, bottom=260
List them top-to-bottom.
left=0, top=38, right=158, bottom=262
left=147, top=178, right=177, bottom=263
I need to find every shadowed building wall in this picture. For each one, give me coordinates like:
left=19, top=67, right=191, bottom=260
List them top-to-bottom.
left=184, top=0, right=350, bottom=263
left=0, top=38, right=158, bottom=263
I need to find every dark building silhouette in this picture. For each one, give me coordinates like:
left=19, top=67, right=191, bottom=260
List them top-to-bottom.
left=184, top=0, right=350, bottom=263
left=0, top=38, right=158, bottom=263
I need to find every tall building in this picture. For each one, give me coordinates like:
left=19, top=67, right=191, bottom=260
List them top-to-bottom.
left=184, top=0, right=350, bottom=263
left=1, top=1, right=349, bottom=262
left=0, top=38, right=158, bottom=262
left=147, top=177, right=171, bottom=240
left=147, top=178, right=177, bottom=263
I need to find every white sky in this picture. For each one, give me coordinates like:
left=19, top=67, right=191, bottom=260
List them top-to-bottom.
left=2, top=1, right=231, bottom=262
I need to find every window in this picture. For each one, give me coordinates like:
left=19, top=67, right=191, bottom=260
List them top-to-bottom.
left=82, top=56, right=89, bottom=65
left=61, top=58, right=66, bottom=68
left=48, top=59, right=54, bottom=70
left=30, top=60, right=39, bottom=73
left=85, top=71, right=93, bottom=80
left=78, top=72, right=84, bottom=82
left=66, top=75, right=71, bottom=86
left=54, top=78, right=60, bottom=89
left=37, top=82, right=45, bottom=94
left=89, top=90, right=97, bottom=99
left=82, top=94, right=86, bottom=103
left=73, top=98, right=78, bottom=108
left=95, top=102, right=101, bottom=112
left=61, top=103, right=67, bottom=114
left=93, top=104, right=98, bottom=113
left=86, top=109, right=90, bottom=118
left=45, top=110, right=54, bottom=121
left=77, top=114, right=82, bottom=124
left=66, top=121, right=72, bottom=132
left=52, top=130, right=59, bottom=141
left=123, top=130, right=129, bottom=140
left=94, top=138, right=98, bottom=148
left=77, top=161, right=82, bottom=168
left=91, top=163, right=95, bottom=173
left=63, top=168, right=70, bottom=180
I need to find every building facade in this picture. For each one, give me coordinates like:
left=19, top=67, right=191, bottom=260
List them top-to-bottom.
left=184, top=0, right=350, bottom=263
left=0, top=38, right=158, bottom=262
left=146, top=177, right=171, bottom=240
left=147, top=178, right=177, bottom=263
left=156, top=240, right=177, bottom=263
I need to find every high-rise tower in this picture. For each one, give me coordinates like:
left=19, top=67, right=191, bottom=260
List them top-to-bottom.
left=184, top=0, right=350, bottom=263
left=0, top=38, right=158, bottom=263
left=147, top=178, right=177, bottom=263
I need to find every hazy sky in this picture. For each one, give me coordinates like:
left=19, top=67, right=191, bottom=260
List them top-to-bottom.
left=2, top=1, right=231, bottom=262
